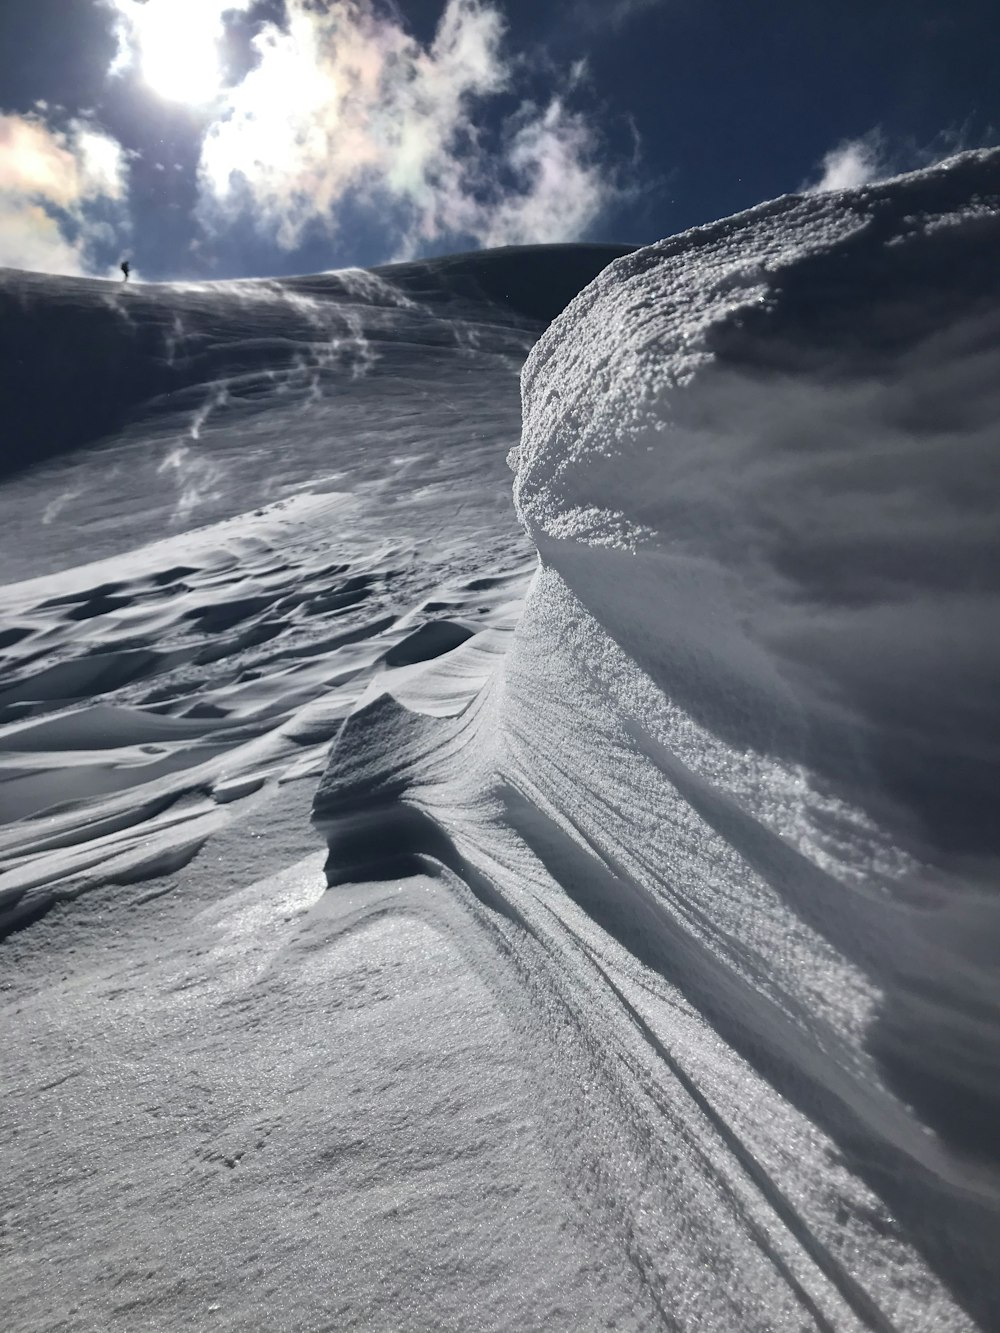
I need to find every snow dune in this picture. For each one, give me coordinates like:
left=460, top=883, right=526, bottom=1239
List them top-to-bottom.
left=3, top=157, right=1000, bottom=1332
left=1, top=241, right=655, bottom=1333
left=0, top=245, right=627, bottom=929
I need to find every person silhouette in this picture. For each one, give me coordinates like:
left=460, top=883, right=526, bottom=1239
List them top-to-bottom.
left=121, top=260, right=131, bottom=282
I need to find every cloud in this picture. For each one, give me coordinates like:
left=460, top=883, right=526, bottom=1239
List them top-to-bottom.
left=196, top=0, right=624, bottom=257
left=574, top=0, right=665, bottom=29
left=467, top=98, right=615, bottom=246
left=0, top=111, right=129, bottom=274
left=0, top=114, right=125, bottom=208
left=0, top=199, right=90, bottom=275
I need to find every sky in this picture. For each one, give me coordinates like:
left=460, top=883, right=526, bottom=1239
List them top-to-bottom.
left=0, top=0, right=997, bottom=281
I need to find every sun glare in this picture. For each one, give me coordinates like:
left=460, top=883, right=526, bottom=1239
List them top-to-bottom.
left=112, top=0, right=249, bottom=106
left=143, top=17, right=222, bottom=104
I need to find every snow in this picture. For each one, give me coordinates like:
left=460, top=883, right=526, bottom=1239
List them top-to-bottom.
left=2, top=156, right=1000, bottom=1332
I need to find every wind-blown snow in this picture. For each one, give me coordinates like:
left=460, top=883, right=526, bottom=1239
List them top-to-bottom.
left=3, top=158, right=1000, bottom=1333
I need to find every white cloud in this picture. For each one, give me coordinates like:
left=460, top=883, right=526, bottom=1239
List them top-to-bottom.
left=196, top=0, right=623, bottom=256
left=574, top=0, right=664, bottom=30
left=463, top=99, right=612, bottom=247
left=0, top=112, right=129, bottom=275
left=0, top=114, right=126, bottom=208
left=0, top=198, right=90, bottom=275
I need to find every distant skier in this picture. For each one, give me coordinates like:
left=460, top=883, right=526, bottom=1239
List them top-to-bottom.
left=120, top=260, right=131, bottom=283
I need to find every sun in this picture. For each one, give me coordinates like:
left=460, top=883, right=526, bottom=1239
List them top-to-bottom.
left=111, top=0, right=252, bottom=106
left=142, top=11, right=223, bottom=104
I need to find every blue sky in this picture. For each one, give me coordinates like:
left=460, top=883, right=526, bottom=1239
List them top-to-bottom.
left=0, top=0, right=997, bottom=280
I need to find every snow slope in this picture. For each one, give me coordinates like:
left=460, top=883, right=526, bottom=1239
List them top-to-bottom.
left=3, top=154, right=1000, bottom=1332
left=0, top=241, right=662, bottom=1333
left=0, top=245, right=627, bottom=929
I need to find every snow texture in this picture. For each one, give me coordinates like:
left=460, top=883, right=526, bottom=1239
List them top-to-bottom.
left=3, top=155, right=1000, bottom=1333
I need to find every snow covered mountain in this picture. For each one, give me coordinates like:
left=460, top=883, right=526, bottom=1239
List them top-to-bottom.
left=3, top=153, right=999, bottom=1333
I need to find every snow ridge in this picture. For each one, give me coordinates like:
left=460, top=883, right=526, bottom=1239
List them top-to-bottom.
left=312, top=150, right=1000, bottom=1330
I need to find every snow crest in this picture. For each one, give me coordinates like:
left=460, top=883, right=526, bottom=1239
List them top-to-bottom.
left=315, top=150, right=1000, bottom=1330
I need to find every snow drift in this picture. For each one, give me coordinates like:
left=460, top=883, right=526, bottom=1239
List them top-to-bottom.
left=314, top=149, right=1000, bottom=1329
left=4, top=156, right=1000, bottom=1331
left=2, top=243, right=656, bottom=1333
left=0, top=246, right=627, bottom=932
